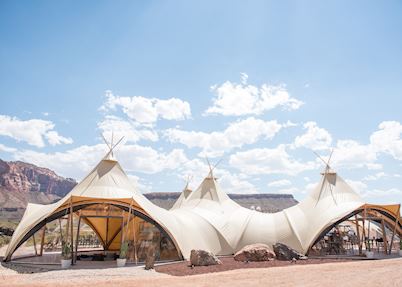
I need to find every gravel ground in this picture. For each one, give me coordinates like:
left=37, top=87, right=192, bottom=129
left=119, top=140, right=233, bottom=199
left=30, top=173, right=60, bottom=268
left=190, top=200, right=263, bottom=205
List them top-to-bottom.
left=1, top=257, right=401, bottom=287
left=155, top=257, right=349, bottom=276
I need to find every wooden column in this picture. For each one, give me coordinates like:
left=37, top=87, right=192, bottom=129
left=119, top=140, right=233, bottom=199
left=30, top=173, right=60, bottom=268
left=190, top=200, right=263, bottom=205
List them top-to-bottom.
left=70, top=197, right=74, bottom=265
left=388, top=205, right=401, bottom=255
left=74, top=214, right=81, bottom=264
left=132, top=214, right=137, bottom=264
left=354, top=214, right=362, bottom=255
left=380, top=219, right=388, bottom=254
left=39, top=226, right=46, bottom=256
left=32, top=235, right=38, bottom=256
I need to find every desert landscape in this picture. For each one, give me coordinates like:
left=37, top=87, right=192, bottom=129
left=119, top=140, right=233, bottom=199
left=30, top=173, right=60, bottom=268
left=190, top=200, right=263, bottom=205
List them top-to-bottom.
left=1, top=1, right=402, bottom=286
left=1, top=257, right=402, bottom=287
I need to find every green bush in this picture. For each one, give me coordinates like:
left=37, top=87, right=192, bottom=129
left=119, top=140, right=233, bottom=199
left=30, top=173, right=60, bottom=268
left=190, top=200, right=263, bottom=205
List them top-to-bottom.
left=61, top=240, right=72, bottom=260
left=119, top=241, right=129, bottom=259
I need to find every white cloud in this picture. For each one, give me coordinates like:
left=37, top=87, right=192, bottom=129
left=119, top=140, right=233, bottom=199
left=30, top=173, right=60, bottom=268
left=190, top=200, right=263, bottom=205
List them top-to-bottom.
left=205, top=74, right=303, bottom=116
left=206, top=82, right=302, bottom=116
left=101, top=90, right=191, bottom=124
left=0, top=115, right=72, bottom=148
left=98, top=115, right=158, bottom=143
left=164, top=117, right=282, bottom=157
left=293, top=121, right=332, bottom=150
left=370, top=121, right=402, bottom=160
left=45, top=131, right=74, bottom=146
left=330, top=140, right=378, bottom=170
left=0, top=143, right=17, bottom=153
left=13, top=144, right=189, bottom=179
left=14, top=144, right=106, bottom=179
left=102, top=145, right=188, bottom=175
left=229, top=145, right=317, bottom=176
left=218, top=171, right=258, bottom=194
left=363, top=172, right=387, bottom=181
left=268, top=179, right=292, bottom=187
left=345, top=179, right=368, bottom=196
left=275, top=187, right=299, bottom=195
left=365, top=188, right=402, bottom=198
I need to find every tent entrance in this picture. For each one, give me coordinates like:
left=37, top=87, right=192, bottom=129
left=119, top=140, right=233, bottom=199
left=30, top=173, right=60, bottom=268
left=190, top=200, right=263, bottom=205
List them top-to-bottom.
left=6, top=202, right=181, bottom=266
left=308, top=206, right=401, bottom=258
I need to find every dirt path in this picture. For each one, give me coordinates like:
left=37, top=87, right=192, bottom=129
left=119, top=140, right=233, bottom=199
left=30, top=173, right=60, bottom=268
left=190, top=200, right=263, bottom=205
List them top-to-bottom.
left=1, top=258, right=402, bottom=287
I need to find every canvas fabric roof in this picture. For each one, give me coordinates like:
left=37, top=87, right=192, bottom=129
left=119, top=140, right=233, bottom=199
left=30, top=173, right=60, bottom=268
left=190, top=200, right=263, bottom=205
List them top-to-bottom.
left=4, top=154, right=401, bottom=261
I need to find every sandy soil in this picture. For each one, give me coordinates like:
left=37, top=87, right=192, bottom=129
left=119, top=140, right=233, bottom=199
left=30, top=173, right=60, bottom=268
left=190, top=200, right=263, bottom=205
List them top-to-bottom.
left=155, top=257, right=349, bottom=276
left=1, top=258, right=402, bottom=287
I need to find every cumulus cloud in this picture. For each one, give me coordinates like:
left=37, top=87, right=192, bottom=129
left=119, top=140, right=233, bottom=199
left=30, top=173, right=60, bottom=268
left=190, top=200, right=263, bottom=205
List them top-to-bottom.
left=205, top=74, right=303, bottom=116
left=100, top=90, right=191, bottom=124
left=0, top=115, right=72, bottom=148
left=98, top=115, right=158, bottom=143
left=164, top=117, right=282, bottom=157
left=293, top=121, right=332, bottom=150
left=370, top=121, right=402, bottom=160
left=330, top=140, right=378, bottom=170
left=0, top=143, right=17, bottom=153
left=13, top=144, right=189, bottom=179
left=229, top=145, right=317, bottom=176
left=217, top=171, right=258, bottom=194
left=268, top=179, right=292, bottom=187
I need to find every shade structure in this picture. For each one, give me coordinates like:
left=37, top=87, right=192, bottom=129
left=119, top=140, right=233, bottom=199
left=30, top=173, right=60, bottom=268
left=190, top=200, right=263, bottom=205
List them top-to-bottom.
left=4, top=153, right=402, bottom=262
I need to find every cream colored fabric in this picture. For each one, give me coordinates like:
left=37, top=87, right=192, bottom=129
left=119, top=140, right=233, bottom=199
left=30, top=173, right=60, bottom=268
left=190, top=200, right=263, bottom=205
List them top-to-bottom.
left=5, top=154, right=399, bottom=261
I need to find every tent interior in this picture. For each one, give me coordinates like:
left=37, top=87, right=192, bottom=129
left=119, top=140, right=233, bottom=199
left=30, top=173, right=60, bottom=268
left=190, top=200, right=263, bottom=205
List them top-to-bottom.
left=7, top=201, right=180, bottom=265
left=309, top=204, right=401, bottom=257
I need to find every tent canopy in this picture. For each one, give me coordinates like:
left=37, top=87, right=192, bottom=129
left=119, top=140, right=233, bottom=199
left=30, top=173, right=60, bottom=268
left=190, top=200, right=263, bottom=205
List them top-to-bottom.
left=4, top=152, right=402, bottom=262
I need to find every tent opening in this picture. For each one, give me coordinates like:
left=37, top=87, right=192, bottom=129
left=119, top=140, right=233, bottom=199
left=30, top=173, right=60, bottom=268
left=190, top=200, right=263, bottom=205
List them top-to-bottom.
left=7, top=202, right=181, bottom=265
left=308, top=206, right=401, bottom=258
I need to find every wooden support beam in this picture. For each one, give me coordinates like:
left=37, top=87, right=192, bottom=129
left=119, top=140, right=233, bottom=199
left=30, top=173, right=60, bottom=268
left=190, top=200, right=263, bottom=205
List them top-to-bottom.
left=70, top=197, right=74, bottom=265
left=388, top=205, right=401, bottom=255
left=74, top=214, right=81, bottom=264
left=354, top=214, right=362, bottom=255
left=132, top=215, right=137, bottom=264
left=58, top=218, right=64, bottom=244
left=380, top=219, right=389, bottom=254
left=39, top=226, right=46, bottom=256
left=32, top=234, right=38, bottom=256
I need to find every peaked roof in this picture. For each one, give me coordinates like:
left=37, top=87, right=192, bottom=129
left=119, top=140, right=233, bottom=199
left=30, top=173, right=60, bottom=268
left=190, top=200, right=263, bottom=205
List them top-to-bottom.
left=171, top=183, right=192, bottom=210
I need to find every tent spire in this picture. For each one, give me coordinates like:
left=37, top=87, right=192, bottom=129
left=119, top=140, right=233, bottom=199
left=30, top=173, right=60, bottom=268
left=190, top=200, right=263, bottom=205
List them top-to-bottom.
left=101, top=133, right=125, bottom=160
left=314, top=149, right=338, bottom=205
left=205, top=157, right=222, bottom=179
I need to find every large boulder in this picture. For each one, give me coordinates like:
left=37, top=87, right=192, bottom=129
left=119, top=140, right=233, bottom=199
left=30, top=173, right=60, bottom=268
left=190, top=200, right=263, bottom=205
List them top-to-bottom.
left=234, top=243, right=276, bottom=262
left=273, top=243, right=308, bottom=261
left=190, top=250, right=222, bottom=266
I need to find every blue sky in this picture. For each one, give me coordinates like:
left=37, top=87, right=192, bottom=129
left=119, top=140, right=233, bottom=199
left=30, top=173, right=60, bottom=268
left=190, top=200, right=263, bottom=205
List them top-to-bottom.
left=1, top=1, right=402, bottom=203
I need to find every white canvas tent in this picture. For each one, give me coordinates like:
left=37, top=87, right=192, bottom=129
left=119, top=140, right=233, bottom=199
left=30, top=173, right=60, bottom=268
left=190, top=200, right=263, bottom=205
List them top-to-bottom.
left=4, top=152, right=402, bottom=262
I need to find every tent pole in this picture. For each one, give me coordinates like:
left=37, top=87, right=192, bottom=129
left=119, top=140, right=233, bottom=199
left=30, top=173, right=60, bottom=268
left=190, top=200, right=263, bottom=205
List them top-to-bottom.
left=70, top=197, right=74, bottom=265
left=105, top=205, right=110, bottom=252
left=388, top=205, right=400, bottom=255
left=362, top=207, right=367, bottom=252
left=74, top=213, right=81, bottom=264
left=132, top=214, right=137, bottom=264
left=354, top=214, right=362, bottom=255
left=58, top=218, right=64, bottom=245
left=380, top=219, right=388, bottom=254
left=39, top=226, right=46, bottom=256
left=32, top=235, right=38, bottom=256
